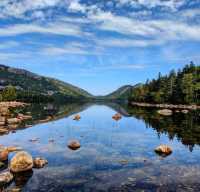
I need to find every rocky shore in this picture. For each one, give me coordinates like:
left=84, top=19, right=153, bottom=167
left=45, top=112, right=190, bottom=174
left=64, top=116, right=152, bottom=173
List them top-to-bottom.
left=0, top=102, right=32, bottom=134
left=131, top=102, right=200, bottom=110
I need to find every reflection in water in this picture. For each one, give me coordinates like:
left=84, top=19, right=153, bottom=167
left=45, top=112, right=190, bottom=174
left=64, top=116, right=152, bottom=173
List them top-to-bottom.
left=0, top=102, right=200, bottom=191
left=126, top=106, right=200, bottom=151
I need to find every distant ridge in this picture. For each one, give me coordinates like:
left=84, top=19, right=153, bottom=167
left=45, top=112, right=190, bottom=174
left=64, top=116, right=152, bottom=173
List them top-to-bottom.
left=0, top=64, right=93, bottom=101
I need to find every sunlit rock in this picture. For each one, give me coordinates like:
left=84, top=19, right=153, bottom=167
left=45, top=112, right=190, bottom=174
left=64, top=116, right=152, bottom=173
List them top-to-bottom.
left=157, top=109, right=173, bottom=116
left=73, top=114, right=81, bottom=121
left=7, top=118, right=21, bottom=124
left=68, top=140, right=81, bottom=150
left=155, top=145, right=172, bottom=157
left=0, top=148, right=9, bottom=161
left=10, top=151, right=33, bottom=173
left=33, top=157, right=48, bottom=168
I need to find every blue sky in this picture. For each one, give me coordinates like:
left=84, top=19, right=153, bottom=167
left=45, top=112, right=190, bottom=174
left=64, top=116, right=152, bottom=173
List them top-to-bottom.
left=0, top=0, right=200, bottom=95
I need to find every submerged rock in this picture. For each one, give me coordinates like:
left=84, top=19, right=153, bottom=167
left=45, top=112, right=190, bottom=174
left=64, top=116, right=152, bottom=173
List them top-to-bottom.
left=157, top=109, right=173, bottom=116
left=112, top=113, right=122, bottom=121
left=73, top=114, right=81, bottom=121
left=68, top=140, right=81, bottom=150
left=155, top=145, right=172, bottom=156
left=10, top=151, right=33, bottom=173
left=33, top=157, right=48, bottom=168
left=0, top=171, right=13, bottom=185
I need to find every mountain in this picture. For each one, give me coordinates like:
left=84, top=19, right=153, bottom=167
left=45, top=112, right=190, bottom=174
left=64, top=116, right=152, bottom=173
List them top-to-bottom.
left=0, top=64, right=93, bottom=102
left=98, top=84, right=142, bottom=100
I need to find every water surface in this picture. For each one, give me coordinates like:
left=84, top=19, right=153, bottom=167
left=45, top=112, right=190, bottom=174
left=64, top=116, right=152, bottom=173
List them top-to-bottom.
left=1, top=102, right=200, bottom=192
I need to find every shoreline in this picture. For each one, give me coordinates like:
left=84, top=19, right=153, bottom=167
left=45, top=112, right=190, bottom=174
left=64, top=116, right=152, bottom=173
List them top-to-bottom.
left=130, top=102, right=200, bottom=110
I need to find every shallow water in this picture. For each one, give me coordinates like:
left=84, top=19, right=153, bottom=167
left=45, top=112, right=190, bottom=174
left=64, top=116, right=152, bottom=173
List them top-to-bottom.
left=1, top=102, right=200, bottom=192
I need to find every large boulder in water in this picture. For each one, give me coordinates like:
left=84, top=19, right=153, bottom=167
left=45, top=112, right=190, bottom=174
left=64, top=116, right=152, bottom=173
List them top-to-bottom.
left=10, top=151, right=33, bottom=173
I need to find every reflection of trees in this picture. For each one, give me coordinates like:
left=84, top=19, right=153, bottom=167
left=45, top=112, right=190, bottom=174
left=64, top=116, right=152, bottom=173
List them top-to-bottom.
left=126, top=106, right=200, bottom=151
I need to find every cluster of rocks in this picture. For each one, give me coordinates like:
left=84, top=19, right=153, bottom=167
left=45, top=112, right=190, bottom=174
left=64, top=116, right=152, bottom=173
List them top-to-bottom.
left=0, top=102, right=32, bottom=134
left=131, top=102, right=199, bottom=110
left=157, top=108, right=189, bottom=116
left=0, top=146, right=48, bottom=188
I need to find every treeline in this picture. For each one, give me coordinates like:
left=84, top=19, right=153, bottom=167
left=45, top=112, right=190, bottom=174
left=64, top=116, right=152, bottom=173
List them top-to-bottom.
left=129, top=62, right=200, bottom=104
left=0, top=85, right=89, bottom=103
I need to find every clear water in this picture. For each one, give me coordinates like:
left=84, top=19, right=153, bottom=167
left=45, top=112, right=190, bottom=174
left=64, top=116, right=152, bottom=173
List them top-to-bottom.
left=1, top=102, right=200, bottom=192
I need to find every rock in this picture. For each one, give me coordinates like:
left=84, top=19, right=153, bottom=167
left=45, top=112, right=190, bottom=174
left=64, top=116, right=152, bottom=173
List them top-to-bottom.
left=0, top=107, right=9, bottom=116
left=157, top=109, right=173, bottom=116
left=182, top=109, right=189, bottom=114
left=112, top=113, right=122, bottom=121
left=17, top=114, right=32, bottom=121
left=73, top=114, right=81, bottom=121
left=0, top=116, right=6, bottom=126
left=7, top=118, right=21, bottom=124
left=0, top=128, right=8, bottom=134
left=68, top=140, right=81, bottom=150
left=155, top=145, right=172, bottom=156
left=6, top=146, right=22, bottom=153
left=0, top=148, right=9, bottom=161
left=10, top=151, right=33, bottom=173
left=33, top=157, right=48, bottom=168
left=0, top=171, right=13, bottom=185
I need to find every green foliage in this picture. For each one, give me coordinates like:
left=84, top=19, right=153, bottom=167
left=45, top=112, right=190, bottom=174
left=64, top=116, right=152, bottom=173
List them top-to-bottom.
left=129, top=62, right=200, bottom=104
left=0, top=65, right=93, bottom=103
left=2, top=85, right=17, bottom=101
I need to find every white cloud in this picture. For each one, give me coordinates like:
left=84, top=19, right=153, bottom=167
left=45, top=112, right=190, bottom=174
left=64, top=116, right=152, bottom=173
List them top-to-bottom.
left=68, top=0, right=87, bottom=13
left=116, top=0, right=186, bottom=10
left=0, top=22, right=83, bottom=37
left=42, top=42, right=104, bottom=56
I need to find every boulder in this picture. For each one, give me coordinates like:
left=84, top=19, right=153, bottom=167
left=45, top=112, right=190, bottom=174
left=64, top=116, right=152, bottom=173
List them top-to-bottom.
left=0, top=107, right=9, bottom=116
left=157, top=109, right=173, bottom=116
left=112, top=113, right=122, bottom=121
left=73, top=114, right=81, bottom=121
left=0, top=116, right=6, bottom=126
left=7, top=118, right=21, bottom=125
left=68, top=140, right=81, bottom=150
left=155, top=145, right=172, bottom=156
left=10, top=151, right=33, bottom=173
left=33, top=157, right=48, bottom=168
left=0, top=171, right=13, bottom=185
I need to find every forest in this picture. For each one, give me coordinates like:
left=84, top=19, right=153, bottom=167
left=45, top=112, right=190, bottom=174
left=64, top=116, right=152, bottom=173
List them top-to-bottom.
left=129, top=62, right=200, bottom=104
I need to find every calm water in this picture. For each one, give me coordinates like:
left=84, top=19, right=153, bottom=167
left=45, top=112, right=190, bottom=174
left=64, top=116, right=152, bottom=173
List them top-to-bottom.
left=1, top=102, right=200, bottom=192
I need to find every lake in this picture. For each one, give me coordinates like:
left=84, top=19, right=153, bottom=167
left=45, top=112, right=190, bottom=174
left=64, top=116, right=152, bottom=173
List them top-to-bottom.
left=1, top=102, right=200, bottom=192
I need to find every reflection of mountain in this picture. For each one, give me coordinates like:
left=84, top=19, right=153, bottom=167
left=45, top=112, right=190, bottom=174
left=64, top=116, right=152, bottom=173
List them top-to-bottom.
left=4, top=101, right=200, bottom=151
left=126, top=106, right=200, bottom=151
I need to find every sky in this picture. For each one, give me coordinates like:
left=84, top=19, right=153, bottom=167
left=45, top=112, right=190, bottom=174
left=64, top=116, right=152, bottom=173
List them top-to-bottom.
left=0, top=0, right=200, bottom=95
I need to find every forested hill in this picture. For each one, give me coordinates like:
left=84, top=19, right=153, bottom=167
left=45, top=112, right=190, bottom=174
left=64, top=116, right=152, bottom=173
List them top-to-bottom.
left=129, top=63, right=200, bottom=104
left=0, top=64, right=93, bottom=102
